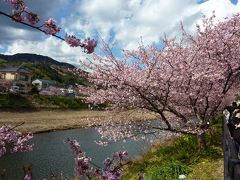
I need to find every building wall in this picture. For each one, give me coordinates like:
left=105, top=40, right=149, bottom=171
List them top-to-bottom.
left=0, top=72, right=32, bottom=93
left=0, top=73, right=5, bottom=79
left=5, top=73, right=16, bottom=80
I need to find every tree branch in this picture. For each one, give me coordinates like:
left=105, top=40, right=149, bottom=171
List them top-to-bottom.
left=0, top=11, right=66, bottom=42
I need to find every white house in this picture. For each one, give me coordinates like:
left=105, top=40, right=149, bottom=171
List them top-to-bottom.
left=32, top=79, right=54, bottom=91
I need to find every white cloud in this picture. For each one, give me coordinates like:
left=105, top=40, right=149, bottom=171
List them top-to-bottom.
left=1, top=0, right=240, bottom=65
left=62, top=0, right=240, bottom=50
left=115, top=0, right=198, bottom=48
left=199, top=0, right=240, bottom=17
left=1, top=26, right=42, bottom=42
left=5, top=37, right=90, bottom=66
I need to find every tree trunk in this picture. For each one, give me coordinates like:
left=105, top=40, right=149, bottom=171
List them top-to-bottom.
left=197, top=132, right=207, bottom=151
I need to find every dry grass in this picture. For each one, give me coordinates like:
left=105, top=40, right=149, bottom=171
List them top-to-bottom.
left=0, top=110, right=157, bottom=133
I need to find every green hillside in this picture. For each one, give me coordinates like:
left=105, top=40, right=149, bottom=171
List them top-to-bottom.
left=0, top=53, right=89, bottom=86
left=25, top=63, right=88, bottom=86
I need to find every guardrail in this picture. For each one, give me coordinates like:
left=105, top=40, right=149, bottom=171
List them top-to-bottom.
left=223, top=111, right=240, bottom=179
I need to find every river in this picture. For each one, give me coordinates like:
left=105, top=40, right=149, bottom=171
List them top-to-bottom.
left=0, top=126, right=167, bottom=179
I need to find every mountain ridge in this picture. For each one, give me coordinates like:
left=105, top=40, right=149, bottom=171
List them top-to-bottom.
left=0, top=53, right=75, bottom=69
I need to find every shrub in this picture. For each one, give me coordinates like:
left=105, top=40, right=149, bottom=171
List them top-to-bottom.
left=0, top=94, right=33, bottom=108
left=33, top=95, right=88, bottom=109
left=147, top=161, right=191, bottom=180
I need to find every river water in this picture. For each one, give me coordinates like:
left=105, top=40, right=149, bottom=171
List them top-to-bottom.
left=0, top=126, right=163, bottom=179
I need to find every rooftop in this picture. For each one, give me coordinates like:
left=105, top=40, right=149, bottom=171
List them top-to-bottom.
left=0, top=67, right=31, bottom=74
left=32, top=79, right=54, bottom=84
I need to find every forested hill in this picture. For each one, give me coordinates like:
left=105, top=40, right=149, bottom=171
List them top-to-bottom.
left=0, top=53, right=88, bottom=86
left=0, top=53, right=75, bottom=69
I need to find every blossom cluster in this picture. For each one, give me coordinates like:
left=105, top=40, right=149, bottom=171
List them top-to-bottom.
left=3, top=0, right=97, bottom=53
left=4, top=0, right=58, bottom=34
left=5, top=0, right=39, bottom=25
left=5, top=0, right=26, bottom=11
left=43, top=18, right=60, bottom=35
left=65, top=35, right=97, bottom=54
left=83, top=38, right=98, bottom=54
left=0, top=79, right=12, bottom=92
left=39, top=86, right=66, bottom=97
left=94, top=118, right=175, bottom=146
left=97, top=124, right=135, bottom=143
left=0, top=125, right=33, bottom=157
left=67, top=139, right=128, bottom=179
left=68, top=139, right=92, bottom=178
left=100, top=150, right=128, bottom=180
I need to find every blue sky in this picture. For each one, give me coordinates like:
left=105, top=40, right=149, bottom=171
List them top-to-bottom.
left=0, top=0, right=239, bottom=65
left=198, top=0, right=237, bottom=4
left=230, top=0, right=238, bottom=4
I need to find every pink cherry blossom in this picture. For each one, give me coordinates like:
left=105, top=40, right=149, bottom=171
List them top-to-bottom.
left=5, top=0, right=26, bottom=10
left=11, top=11, right=23, bottom=22
left=25, top=12, right=39, bottom=25
left=43, top=18, right=60, bottom=35
left=64, top=35, right=98, bottom=53
left=65, top=35, right=82, bottom=47
left=83, top=38, right=98, bottom=54
left=0, top=79, right=12, bottom=92
left=39, top=86, right=66, bottom=96
left=0, top=125, right=33, bottom=157
left=67, top=139, right=128, bottom=179
left=67, top=139, right=92, bottom=177
left=23, top=174, right=32, bottom=180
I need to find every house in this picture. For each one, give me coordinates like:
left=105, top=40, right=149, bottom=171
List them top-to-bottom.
left=0, top=67, right=32, bottom=93
left=32, top=79, right=54, bottom=91
left=66, top=86, right=75, bottom=98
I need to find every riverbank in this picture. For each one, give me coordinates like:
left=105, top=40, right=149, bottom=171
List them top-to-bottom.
left=0, top=109, right=157, bottom=133
left=122, top=118, right=224, bottom=179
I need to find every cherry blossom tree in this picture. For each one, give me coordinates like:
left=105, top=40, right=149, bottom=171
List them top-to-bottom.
left=0, top=0, right=97, bottom=54
left=1, top=0, right=239, bottom=178
left=78, top=13, right=240, bottom=149
left=0, top=79, right=12, bottom=92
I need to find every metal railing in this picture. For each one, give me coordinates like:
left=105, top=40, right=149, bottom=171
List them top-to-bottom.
left=223, top=111, right=240, bottom=179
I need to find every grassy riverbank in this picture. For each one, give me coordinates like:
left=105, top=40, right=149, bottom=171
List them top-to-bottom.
left=0, top=94, right=89, bottom=109
left=0, top=109, right=157, bottom=133
left=123, top=118, right=223, bottom=180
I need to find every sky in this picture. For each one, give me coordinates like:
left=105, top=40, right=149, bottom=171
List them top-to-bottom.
left=0, top=0, right=239, bottom=66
